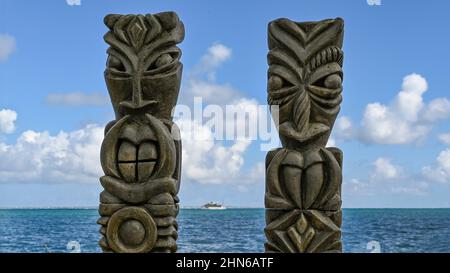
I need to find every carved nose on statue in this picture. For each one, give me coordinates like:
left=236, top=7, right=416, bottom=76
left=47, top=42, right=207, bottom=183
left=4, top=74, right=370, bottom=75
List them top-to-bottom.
left=120, top=78, right=157, bottom=114
left=119, top=100, right=158, bottom=115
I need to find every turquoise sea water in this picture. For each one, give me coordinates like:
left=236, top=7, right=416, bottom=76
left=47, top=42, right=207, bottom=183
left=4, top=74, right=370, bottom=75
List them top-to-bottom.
left=0, top=208, right=449, bottom=253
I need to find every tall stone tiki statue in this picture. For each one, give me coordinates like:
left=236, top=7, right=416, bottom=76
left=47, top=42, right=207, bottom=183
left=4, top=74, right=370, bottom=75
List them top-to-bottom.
left=98, top=12, right=184, bottom=253
left=265, top=18, right=344, bottom=253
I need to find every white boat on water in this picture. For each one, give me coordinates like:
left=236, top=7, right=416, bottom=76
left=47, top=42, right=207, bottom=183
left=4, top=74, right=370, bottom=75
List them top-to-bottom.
left=201, top=202, right=226, bottom=210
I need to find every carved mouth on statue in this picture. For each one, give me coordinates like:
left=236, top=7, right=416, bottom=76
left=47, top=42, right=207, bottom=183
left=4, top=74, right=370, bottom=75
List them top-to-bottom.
left=278, top=86, right=342, bottom=147
left=119, top=100, right=158, bottom=115
left=278, top=121, right=330, bottom=145
left=117, top=140, right=158, bottom=183
left=117, top=157, right=157, bottom=183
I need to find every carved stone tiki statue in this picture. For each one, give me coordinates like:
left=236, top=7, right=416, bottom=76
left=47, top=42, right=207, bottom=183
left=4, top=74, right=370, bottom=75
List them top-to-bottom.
left=98, top=12, right=184, bottom=253
left=265, top=18, right=344, bottom=252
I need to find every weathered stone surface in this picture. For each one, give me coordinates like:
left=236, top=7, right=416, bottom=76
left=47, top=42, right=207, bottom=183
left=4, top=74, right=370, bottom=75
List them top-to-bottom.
left=98, top=12, right=184, bottom=253
left=265, top=17, right=344, bottom=253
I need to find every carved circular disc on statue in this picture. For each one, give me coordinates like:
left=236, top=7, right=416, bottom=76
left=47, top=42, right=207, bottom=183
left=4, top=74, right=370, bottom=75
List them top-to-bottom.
left=106, top=206, right=157, bottom=253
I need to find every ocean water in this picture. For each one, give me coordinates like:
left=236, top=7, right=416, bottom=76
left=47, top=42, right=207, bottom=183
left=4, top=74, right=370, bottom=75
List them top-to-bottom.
left=0, top=208, right=449, bottom=253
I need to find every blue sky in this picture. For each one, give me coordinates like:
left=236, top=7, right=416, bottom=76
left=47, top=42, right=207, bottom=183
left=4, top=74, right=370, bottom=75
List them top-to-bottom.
left=1, top=0, right=450, bottom=208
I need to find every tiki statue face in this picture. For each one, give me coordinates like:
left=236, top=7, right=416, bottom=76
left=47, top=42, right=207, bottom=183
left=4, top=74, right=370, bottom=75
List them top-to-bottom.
left=104, top=12, right=185, bottom=121
left=267, top=18, right=344, bottom=149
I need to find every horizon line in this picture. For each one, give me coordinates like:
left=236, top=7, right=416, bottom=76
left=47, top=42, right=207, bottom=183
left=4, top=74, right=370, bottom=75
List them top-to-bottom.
left=1, top=206, right=450, bottom=209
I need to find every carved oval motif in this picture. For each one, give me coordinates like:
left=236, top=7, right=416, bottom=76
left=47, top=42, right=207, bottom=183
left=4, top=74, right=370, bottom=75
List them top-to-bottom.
left=100, top=114, right=176, bottom=182
left=117, top=139, right=158, bottom=183
left=265, top=148, right=342, bottom=210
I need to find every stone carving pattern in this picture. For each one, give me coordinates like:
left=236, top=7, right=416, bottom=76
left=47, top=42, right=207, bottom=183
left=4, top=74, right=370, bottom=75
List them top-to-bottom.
left=98, top=12, right=184, bottom=253
left=265, top=18, right=344, bottom=253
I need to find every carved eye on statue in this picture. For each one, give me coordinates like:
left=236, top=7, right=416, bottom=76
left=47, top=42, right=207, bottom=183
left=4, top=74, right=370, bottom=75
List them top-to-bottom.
left=146, top=52, right=179, bottom=73
left=155, top=54, right=173, bottom=68
left=107, top=56, right=126, bottom=72
left=312, top=73, right=342, bottom=90
left=324, top=74, right=342, bottom=89
left=268, top=75, right=283, bottom=90
left=269, top=75, right=293, bottom=90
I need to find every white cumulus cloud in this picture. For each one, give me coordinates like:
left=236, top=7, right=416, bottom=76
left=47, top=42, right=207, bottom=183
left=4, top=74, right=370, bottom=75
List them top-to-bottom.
left=176, top=43, right=263, bottom=185
left=181, top=43, right=240, bottom=105
left=191, top=43, right=232, bottom=82
left=198, top=43, right=232, bottom=71
left=337, top=74, right=450, bottom=145
left=361, top=74, right=429, bottom=144
left=177, top=96, right=262, bottom=185
left=423, top=98, right=450, bottom=122
left=0, top=109, right=17, bottom=134
left=334, top=116, right=354, bottom=140
left=178, top=118, right=252, bottom=184
left=0, top=124, right=103, bottom=183
left=422, top=148, right=450, bottom=184
left=345, top=157, right=428, bottom=197
left=371, top=157, right=401, bottom=180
